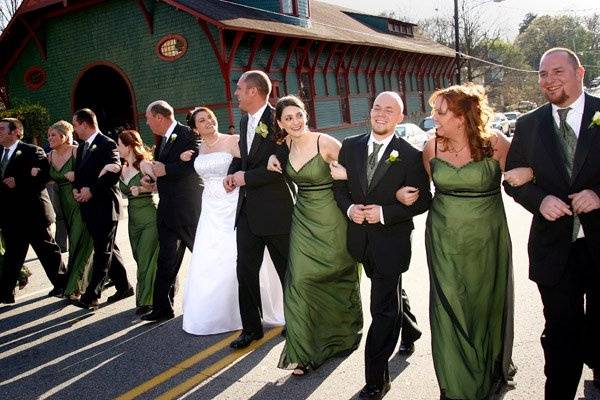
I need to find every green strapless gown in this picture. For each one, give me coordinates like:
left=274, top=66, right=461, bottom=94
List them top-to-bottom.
left=278, top=152, right=363, bottom=371
left=50, top=156, right=94, bottom=296
left=425, top=157, right=515, bottom=400
left=119, top=173, right=158, bottom=307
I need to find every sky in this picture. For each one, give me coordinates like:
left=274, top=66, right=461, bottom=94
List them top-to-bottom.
left=319, top=0, right=600, bottom=40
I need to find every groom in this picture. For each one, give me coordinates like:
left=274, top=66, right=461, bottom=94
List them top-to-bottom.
left=504, top=47, right=600, bottom=398
left=224, top=70, right=293, bottom=349
left=333, top=92, right=431, bottom=399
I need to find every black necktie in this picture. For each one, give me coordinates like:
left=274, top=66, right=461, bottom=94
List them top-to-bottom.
left=81, top=141, right=90, bottom=159
left=0, top=147, right=9, bottom=177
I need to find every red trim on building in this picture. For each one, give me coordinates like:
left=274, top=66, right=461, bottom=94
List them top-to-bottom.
left=134, top=0, right=154, bottom=35
left=245, top=33, right=265, bottom=71
left=265, top=36, right=285, bottom=73
left=24, top=66, right=47, bottom=90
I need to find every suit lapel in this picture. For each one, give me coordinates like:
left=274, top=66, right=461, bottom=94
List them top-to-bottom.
left=572, top=94, right=598, bottom=183
left=538, top=104, right=570, bottom=186
left=249, top=106, right=272, bottom=160
left=161, top=124, right=179, bottom=159
left=356, top=134, right=369, bottom=195
left=79, top=135, right=100, bottom=167
left=368, top=135, right=397, bottom=192
left=3, top=142, right=23, bottom=176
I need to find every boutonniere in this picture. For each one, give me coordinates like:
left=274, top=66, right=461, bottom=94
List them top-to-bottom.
left=588, top=111, right=600, bottom=128
left=255, top=122, right=269, bottom=138
left=170, top=134, right=178, bottom=143
left=90, top=144, right=98, bottom=152
left=15, top=150, right=22, bottom=157
left=386, top=150, right=399, bottom=164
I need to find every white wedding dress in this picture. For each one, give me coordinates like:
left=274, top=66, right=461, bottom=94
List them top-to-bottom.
left=182, top=151, right=285, bottom=335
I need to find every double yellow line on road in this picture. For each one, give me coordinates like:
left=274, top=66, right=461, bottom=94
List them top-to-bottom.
left=117, top=327, right=283, bottom=400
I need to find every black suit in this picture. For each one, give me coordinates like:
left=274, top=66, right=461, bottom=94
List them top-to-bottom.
left=505, top=94, right=600, bottom=399
left=228, top=105, right=293, bottom=334
left=152, top=123, right=203, bottom=314
left=73, top=133, right=130, bottom=301
left=333, top=133, right=431, bottom=388
left=0, top=141, right=65, bottom=301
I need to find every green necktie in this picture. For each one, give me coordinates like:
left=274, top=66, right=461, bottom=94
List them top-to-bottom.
left=556, top=107, right=580, bottom=241
left=366, top=142, right=383, bottom=184
left=0, top=147, right=9, bottom=178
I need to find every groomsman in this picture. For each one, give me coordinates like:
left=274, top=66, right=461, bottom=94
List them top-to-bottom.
left=505, top=47, right=600, bottom=398
left=224, top=70, right=293, bottom=349
left=333, top=92, right=431, bottom=399
left=141, top=100, right=202, bottom=321
left=72, top=109, right=132, bottom=309
left=0, top=118, right=65, bottom=303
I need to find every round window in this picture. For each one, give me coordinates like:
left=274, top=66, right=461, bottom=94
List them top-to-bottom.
left=156, top=34, right=188, bottom=61
left=24, top=66, right=47, bottom=90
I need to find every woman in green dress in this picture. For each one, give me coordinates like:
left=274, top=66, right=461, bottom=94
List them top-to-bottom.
left=411, top=84, right=532, bottom=399
left=268, top=95, right=363, bottom=376
left=47, top=120, right=94, bottom=300
left=113, top=130, right=158, bottom=315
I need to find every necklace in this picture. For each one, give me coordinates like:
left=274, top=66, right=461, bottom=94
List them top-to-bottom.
left=203, top=134, right=220, bottom=148
left=448, top=142, right=468, bottom=157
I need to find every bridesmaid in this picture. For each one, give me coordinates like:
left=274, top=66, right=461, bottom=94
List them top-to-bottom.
left=47, top=120, right=94, bottom=300
left=112, top=130, right=158, bottom=315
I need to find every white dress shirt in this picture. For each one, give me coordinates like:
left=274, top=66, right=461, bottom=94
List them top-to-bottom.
left=246, top=103, right=268, bottom=151
left=163, top=120, right=178, bottom=142
left=347, top=132, right=395, bottom=225
left=3, top=140, right=20, bottom=161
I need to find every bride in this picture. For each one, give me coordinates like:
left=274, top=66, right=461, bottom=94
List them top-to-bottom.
left=180, top=106, right=284, bottom=335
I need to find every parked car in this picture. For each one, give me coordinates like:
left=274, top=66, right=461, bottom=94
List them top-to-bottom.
left=504, top=111, right=521, bottom=134
left=491, top=113, right=510, bottom=136
left=420, top=116, right=435, bottom=131
left=395, top=123, right=430, bottom=150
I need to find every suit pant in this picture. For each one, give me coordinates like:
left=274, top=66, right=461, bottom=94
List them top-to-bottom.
left=236, top=207, right=288, bottom=334
left=153, top=220, right=196, bottom=313
left=82, top=221, right=129, bottom=301
left=0, top=222, right=65, bottom=299
left=538, top=238, right=599, bottom=400
left=364, top=250, right=403, bottom=388
left=400, top=289, right=421, bottom=344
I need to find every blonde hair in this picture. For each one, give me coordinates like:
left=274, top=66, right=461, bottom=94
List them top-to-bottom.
left=49, top=120, right=74, bottom=144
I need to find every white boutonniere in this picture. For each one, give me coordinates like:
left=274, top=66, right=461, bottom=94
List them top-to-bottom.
left=589, top=111, right=600, bottom=128
left=255, top=122, right=269, bottom=138
left=170, top=134, right=178, bottom=142
left=90, top=144, right=98, bottom=152
left=15, top=150, right=22, bottom=157
left=386, top=150, right=399, bottom=164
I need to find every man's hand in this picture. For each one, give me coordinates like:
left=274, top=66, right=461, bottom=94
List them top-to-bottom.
left=180, top=150, right=195, bottom=162
left=267, top=155, right=282, bottom=173
left=329, top=160, right=348, bottom=180
left=151, top=161, right=167, bottom=178
left=31, top=167, right=41, bottom=177
left=64, top=171, right=75, bottom=182
left=232, top=171, right=246, bottom=187
left=223, top=175, right=236, bottom=193
left=3, top=177, right=15, bottom=188
left=395, top=186, right=419, bottom=206
left=74, top=187, right=92, bottom=202
left=569, top=189, right=600, bottom=214
left=540, top=195, right=572, bottom=221
left=349, top=204, right=366, bottom=224
left=363, top=204, right=382, bottom=224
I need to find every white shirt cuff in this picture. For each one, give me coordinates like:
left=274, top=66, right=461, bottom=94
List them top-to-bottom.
left=347, top=204, right=354, bottom=219
left=379, top=207, right=385, bottom=225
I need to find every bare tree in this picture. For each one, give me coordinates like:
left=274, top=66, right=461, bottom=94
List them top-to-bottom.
left=0, top=0, right=21, bottom=32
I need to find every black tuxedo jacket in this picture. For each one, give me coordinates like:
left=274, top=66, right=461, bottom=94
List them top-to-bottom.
left=504, top=93, right=600, bottom=286
left=228, top=105, right=293, bottom=236
left=153, top=123, right=202, bottom=227
left=73, top=133, right=122, bottom=226
left=333, top=133, right=431, bottom=277
left=0, top=141, right=55, bottom=227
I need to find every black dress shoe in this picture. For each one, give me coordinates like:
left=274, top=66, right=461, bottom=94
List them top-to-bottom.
left=48, top=287, right=65, bottom=298
left=107, top=287, right=134, bottom=303
left=0, top=294, right=15, bottom=304
left=73, top=298, right=99, bottom=310
left=135, top=305, right=152, bottom=315
left=141, top=309, right=174, bottom=322
left=281, top=327, right=286, bottom=337
left=229, top=331, right=264, bottom=349
left=398, top=341, right=415, bottom=356
left=594, top=368, right=600, bottom=389
left=358, top=382, right=391, bottom=400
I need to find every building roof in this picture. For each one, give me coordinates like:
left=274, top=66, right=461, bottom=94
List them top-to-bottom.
left=0, top=0, right=453, bottom=80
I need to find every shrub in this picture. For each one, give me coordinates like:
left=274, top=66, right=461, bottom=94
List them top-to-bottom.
left=0, top=103, right=50, bottom=145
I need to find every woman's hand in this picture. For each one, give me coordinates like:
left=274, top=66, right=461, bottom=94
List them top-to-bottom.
left=180, top=150, right=195, bottom=162
left=267, top=155, right=283, bottom=173
left=140, top=160, right=157, bottom=180
left=329, top=160, right=347, bottom=180
left=98, top=163, right=121, bottom=178
left=31, top=167, right=40, bottom=177
left=503, top=167, right=534, bottom=187
left=64, top=171, right=75, bottom=182
left=130, top=186, right=140, bottom=196
left=395, top=186, right=419, bottom=206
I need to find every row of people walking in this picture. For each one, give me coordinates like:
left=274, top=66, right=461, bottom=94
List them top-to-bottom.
left=1, top=46, right=598, bottom=400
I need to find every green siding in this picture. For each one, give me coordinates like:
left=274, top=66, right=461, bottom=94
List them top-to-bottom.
left=350, top=97, right=369, bottom=122
left=315, top=99, right=342, bottom=128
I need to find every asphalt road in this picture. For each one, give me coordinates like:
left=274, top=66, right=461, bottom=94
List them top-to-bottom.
left=0, top=193, right=598, bottom=400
